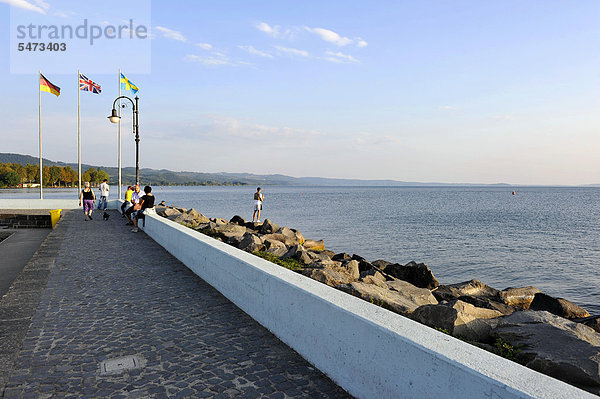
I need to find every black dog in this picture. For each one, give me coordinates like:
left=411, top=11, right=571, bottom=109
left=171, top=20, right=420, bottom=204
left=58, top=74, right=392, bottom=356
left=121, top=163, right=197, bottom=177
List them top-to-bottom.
left=103, top=212, right=110, bottom=221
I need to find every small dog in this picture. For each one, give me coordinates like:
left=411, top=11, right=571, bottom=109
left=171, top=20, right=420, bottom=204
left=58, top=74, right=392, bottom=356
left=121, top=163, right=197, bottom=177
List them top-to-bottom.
left=103, top=212, right=110, bottom=221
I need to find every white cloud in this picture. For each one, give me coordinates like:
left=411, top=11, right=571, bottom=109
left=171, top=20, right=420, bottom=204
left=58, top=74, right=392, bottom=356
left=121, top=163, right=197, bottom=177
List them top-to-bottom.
left=0, top=0, right=47, bottom=14
left=256, top=21, right=280, bottom=37
left=155, top=26, right=187, bottom=42
left=305, top=27, right=353, bottom=46
left=356, top=38, right=368, bottom=48
left=196, top=43, right=213, bottom=50
left=238, top=45, right=273, bottom=58
left=274, top=45, right=309, bottom=57
left=324, top=51, right=359, bottom=64
left=185, top=54, right=232, bottom=66
left=439, top=105, right=458, bottom=110
left=353, top=132, right=402, bottom=148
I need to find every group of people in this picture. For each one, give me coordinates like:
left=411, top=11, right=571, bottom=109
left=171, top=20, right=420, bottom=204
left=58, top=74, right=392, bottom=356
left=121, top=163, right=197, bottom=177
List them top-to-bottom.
left=78, top=179, right=110, bottom=221
left=79, top=180, right=155, bottom=233
left=79, top=182, right=265, bottom=228
left=121, top=184, right=155, bottom=232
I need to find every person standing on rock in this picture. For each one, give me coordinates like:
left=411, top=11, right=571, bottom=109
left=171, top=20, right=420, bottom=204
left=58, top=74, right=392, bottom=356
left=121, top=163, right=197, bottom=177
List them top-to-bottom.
left=98, top=179, right=109, bottom=210
left=79, top=182, right=96, bottom=221
left=252, top=187, right=264, bottom=223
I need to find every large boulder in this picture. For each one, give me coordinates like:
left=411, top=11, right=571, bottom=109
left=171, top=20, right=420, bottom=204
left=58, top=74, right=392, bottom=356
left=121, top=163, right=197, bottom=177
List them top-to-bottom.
left=155, top=206, right=170, bottom=217
left=186, top=208, right=210, bottom=223
left=168, top=213, right=200, bottom=228
left=229, top=215, right=246, bottom=226
left=210, top=217, right=228, bottom=225
left=260, top=219, right=280, bottom=234
left=212, top=223, right=247, bottom=241
left=276, top=227, right=305, bottom=246
left=238, top=233, right=264, bottom=253
left=262, top=233, right=298, bottom=247
left=263, top=239, right=288, bottom=257
left=304, top=239, right=325, bottom=251
left=281, top=245, right=312, bottom=265
left=332, top=252, right=351, bottom=262
left=351, top=255, right=376, bottom=273
left=372, top=259, right=392, bottom=269
left=341, top=260, right=360, bottom=280
left=383, top=261, right=439, bottom=290
left=306, top=268, right=355, bottom=287
left=359, top=269, right=388, bottom=288
left=433, top=279, right=499, bottom=302
left=386, top=280, right=438, bottom=307
left=339, top=281, right=435, bottom=315
left=498, top=286, right=541, bottom=309
left=529, top=293, right=591, bottom=319
left=457, top=295, right=515, bottom=316
left=411, top=300, right=503, bottom=342
left=493, top=311, right=600, bottom=390
left=580, top=317, right=600, bottom=334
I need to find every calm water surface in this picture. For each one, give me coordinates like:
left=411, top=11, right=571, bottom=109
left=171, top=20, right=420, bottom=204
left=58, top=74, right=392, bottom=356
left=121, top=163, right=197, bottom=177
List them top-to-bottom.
left=3, top=186, right=599, bottom=314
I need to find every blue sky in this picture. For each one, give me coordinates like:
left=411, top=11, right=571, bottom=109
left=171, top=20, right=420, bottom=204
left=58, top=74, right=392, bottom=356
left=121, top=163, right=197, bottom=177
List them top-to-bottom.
left=1, top=0, right=599, bottom=185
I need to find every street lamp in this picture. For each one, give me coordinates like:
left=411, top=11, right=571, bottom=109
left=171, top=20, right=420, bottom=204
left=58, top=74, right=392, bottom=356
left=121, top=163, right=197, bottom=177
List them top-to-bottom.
left=108, top=95, right=140, bottom=185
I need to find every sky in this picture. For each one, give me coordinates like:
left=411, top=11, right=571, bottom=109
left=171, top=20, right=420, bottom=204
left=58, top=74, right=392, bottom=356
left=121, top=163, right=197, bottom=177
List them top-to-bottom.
left=0, top=0, right=599, bottom=185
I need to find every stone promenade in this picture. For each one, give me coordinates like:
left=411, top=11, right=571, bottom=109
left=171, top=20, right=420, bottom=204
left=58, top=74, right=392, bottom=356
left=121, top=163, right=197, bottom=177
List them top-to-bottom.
left=0, top=210, right=351, bottom=398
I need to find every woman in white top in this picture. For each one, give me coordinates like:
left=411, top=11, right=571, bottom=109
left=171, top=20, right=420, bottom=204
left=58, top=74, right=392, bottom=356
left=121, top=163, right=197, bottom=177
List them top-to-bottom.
left=252, top=187, right=264, bottom=222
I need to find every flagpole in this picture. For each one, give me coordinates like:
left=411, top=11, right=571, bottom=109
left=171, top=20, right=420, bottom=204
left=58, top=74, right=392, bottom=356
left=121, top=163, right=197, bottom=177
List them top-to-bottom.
left=118, top=68, right=122, bottom=200
left=78, top=69, right=82, bottom=193
left=38, top=71, right=43, bottom=200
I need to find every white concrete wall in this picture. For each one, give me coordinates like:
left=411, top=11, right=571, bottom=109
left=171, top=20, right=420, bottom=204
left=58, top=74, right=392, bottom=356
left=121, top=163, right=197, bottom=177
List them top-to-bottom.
left=0, top=199, right=119, bottom=210
left=141, top=213, right=594, bottom=399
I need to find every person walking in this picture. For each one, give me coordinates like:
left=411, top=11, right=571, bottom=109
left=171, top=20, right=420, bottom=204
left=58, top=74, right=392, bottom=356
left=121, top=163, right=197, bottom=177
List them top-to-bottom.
left=98, top=179, right=109, bottom=210
left=79, top=182, right=96, bottom=221
left=252, top=187, right=264, bottom=223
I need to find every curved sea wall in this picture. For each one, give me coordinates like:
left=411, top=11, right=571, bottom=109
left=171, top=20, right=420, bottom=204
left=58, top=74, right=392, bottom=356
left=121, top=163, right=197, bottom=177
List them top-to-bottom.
left=139, top=207, right=597, bottom=399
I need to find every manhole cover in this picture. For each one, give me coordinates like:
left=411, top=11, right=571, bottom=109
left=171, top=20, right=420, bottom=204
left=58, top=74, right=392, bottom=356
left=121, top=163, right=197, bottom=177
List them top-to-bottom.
left=100, top=355, right=145, bottom=375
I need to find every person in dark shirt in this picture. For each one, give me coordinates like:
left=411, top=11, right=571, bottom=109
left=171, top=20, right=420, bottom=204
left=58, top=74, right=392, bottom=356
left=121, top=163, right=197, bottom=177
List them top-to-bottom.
left=132, top=185, right=155, bottom=233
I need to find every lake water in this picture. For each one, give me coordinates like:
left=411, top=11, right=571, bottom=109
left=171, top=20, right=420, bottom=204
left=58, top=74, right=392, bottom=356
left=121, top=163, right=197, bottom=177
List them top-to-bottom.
left=3, top=185, right=599, bottom=314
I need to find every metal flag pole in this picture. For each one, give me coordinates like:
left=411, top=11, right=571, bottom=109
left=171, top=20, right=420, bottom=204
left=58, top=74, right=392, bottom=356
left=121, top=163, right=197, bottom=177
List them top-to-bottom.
left=118, top=69, right=122, bottom=200
left=78, top=70, right=82, bottom=193
left=38, top=71, right=43, bottom=199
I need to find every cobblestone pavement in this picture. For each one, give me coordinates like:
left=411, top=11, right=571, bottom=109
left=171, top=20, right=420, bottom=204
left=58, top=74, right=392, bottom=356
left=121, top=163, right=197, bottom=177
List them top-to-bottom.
left=2, top=210, right=352, bottom=398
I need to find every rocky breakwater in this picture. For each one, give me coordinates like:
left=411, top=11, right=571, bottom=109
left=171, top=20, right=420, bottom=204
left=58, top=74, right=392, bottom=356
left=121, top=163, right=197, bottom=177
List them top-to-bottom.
left=157, top=205, right=600, bottom=395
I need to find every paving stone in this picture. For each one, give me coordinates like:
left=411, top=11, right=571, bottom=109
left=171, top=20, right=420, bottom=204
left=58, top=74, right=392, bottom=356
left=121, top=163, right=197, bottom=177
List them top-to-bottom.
left=0, top=211, right=352, bottom=398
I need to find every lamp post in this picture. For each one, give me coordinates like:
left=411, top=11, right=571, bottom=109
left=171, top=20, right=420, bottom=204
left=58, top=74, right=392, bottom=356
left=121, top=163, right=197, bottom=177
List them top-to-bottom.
left=108, top=96, right=140, bottom=185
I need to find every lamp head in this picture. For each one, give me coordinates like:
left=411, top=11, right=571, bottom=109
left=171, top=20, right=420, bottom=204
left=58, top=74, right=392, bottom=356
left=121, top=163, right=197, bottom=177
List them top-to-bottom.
left=108, top=108, right=120, bottom=123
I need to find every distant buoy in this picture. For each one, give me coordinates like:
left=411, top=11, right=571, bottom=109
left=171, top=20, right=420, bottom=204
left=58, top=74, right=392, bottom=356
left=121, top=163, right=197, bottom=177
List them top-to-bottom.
left=512, top=191, right=516, bottom=195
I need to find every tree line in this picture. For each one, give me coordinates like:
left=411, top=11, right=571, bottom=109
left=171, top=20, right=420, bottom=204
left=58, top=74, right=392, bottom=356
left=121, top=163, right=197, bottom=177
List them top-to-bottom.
left=0, top=162, right=109, bottom=189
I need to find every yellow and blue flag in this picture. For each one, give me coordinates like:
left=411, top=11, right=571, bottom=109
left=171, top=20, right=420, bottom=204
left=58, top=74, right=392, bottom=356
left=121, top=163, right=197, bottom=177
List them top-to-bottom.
left=120, top=73, right=139, bottom=94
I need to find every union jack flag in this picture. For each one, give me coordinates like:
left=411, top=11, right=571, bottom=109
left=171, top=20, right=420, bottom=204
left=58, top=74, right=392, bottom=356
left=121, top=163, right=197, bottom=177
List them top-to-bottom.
left=79, top=73, right=101, bottom=94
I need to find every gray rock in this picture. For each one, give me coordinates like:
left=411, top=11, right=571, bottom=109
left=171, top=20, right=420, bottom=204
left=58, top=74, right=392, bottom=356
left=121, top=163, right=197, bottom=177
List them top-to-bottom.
left=155, top=205, right=169, bottom=217
left=173, top=207, right=188, bottom=213
left=167, top=213, right=199, bottom=227
left=229, top=215, right=246, bottom=226
left=210, top=217, right=228, bottom=225
left=260, top=219, right=280, bottom=234
left=238, top=233, right=264, bottom=253
left=262, top=233, right=298, bottom=247
left=264, top=239, right=288, bottom=257
left=282, top=245, right=312, bottom=265
left=332, top=253, right=351, bottom=262
left=351, top=254, right=375, bottom=273
left=372, top=259, right=392, bottom=269
left=342, top=260, right=360, bottom=280
left=383, top=261, right=439, bottom=290
left=306, top=268, right=355, bottom=287
left=359, top=269, right=387, bottom=288
left=433, top=279, right=499, bottom=302
left=386, top=280, right=438, bottom=307
left=339, top=281, right=434, bottom=315
left=498, top=286, right=541, bottom=309
left=530, top=293, right=591, bottom=319
left=457, top=295, right=515, bottom=316
left=411, top=300, right=503, bottom=341
left=493, top=310, right=600, bottom=389
left=578, top=317, right=600, bottom=334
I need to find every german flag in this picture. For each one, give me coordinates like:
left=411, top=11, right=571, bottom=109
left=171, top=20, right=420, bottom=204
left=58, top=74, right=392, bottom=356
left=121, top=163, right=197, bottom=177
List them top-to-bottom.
left=40, top=73, right=60, bottom=97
